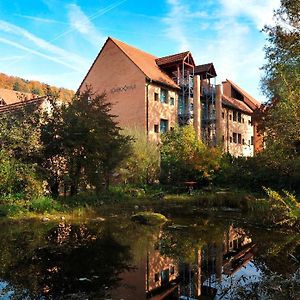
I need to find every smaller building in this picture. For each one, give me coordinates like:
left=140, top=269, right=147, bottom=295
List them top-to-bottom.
left=0, top=89, right=50, bottom=114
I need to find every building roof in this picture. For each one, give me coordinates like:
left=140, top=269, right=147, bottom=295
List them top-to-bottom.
left=108, top=37, right=180, bottom=89
left=155, top=51, right=192, bottom=67
left=194, top=63, right=217, bottom=78
left=225, top=79, right=260, bottom=110
left=0, top=88, right=34, bottom=105
left=222, top=94, right=253, bottom=114
left=0, top=96, right=46, bottom=114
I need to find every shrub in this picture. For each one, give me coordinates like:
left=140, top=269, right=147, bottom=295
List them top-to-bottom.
left=160, top=125, right=222, bottom=184
left=119, top=127, right=160, bottom=185
left=0, top=151, right=43, bottom=199
left=264, top=187, right=300, bottom=225
left=29, top=196, right=62, bottom=213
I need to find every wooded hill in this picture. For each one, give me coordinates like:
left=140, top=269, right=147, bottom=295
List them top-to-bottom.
left=0, top=72, right=74, bottom=101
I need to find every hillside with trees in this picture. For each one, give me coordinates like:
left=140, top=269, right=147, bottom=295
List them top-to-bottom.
left=0, top=72, right=74, bottom=102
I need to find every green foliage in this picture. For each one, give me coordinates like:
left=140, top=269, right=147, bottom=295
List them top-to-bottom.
left=257, top=0, right=300, bottom=192
left=41, top=87, right=132, bottom=195
left=0, top=102, right=42, bottom=164
left=160, top=125, right=222, bottom=184
left=119, top=127, right=160, bottom=185
left=0, top=150, right=43, bottom=199
left=264, top=187, right=300, bottom=225
left=29, top=196, right=63, bottom=213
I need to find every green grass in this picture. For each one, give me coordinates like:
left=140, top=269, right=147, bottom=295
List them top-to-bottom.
left=0, top=185, right=298, bottom=229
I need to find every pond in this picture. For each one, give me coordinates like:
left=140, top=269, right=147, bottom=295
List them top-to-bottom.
left=0, top=213, right=299, bottom=299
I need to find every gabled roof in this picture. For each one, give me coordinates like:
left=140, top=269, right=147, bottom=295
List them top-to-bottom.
left=79, top=37, right=180, bottom=90
left=110, top=37, right=180, bottom=89
left=156, top=51, right=193, bottom=66
left=194, top=63, right=217, bottom=78
left=226, top=79, right=260, bottom=110
left=0, top=88, right=34, bottom=105
left=222, top=94, right=253, bottom=114
left=0, top=96, right=46, bottom=114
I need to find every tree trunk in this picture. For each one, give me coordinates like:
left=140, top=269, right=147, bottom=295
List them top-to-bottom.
left=50, top=181, right=59, bottom=198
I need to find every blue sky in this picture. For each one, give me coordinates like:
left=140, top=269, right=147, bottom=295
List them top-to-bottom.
left=0, top=0, right=280, bottom=102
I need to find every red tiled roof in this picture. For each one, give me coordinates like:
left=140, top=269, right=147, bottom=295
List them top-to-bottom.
left=110, top=38, right=180, bottom=89
left=155, top=51, right=190, bottom=66
left=226, top=79, right=261, bottom=110
left=0, top=88, right=35, bottom=105
left=222, top=94, right=253, bottom=114
left=0, top=97, right=46, bottom=114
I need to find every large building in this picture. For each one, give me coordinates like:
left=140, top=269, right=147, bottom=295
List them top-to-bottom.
left=79, top=37, right=261, bottom=156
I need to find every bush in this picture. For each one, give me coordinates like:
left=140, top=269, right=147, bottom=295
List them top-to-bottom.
left=160, top=126, right=222, bottom=184
left=119, top=127, right=160, bottom=185
left=0, top=151, right=43, bottom=199
left=264, top=187, right=300, bottom=225
left=29, top=196, right=62, bottom=213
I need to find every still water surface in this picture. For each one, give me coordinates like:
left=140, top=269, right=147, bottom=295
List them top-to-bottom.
left=0, top=214, right=299, bottom=299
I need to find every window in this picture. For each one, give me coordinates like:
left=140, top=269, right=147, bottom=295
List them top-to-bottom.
left=160, top=89, right=168, bottom=104
left=154, top=92, right=159, bottom=101
left=170, top=97, right=175, bottom=105
left=233, top=111, right=237, bottom=122
left=222, top=112, right=225, bottom=119
left=238, top=112, right=242, bottom=123
left=229, top=114, right=232, bottom=121
left=242, top=117, right=245, bottom=123
left=160, top=119, right=168, bottom=133
left=248, top=119, right=252, bottom=125
left=154, top=124, right=159, bottom=133
left=170, top=127, right=174, bottom=131
left=233, top=132, right=237, bottom=143
left=238, top=133, right=242, bottom=144
left=222, top=135, right=225, bottom=143
left=230, top=136, right=233, bottom=143
left=251, top=136, right=254, bottom=145
left=242, top=138, right=245, bottom=145
left=155, top=273, right=160, bottom=282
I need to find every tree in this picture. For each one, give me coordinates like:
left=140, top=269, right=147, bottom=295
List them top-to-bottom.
left=258, top=0, right=300, bottom=191
left=261, top=0, right=300, bottom=149
left=42, top=88, right=132, bottom=195
left=160, top=125, right=222, bottom=184
left=118, top=127, right=160, bottom=185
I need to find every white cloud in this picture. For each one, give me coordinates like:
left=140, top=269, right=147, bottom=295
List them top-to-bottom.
left=163, top=0, right=191, bottom=52
left=163, top=0, right=280, bottom=101
left=219, top=0, right=280, bottom=29
left=67, top=4, right=105, bottom=47
left=15, top=14, right=68, bottom=25
left=0, top=20, right=89, bottom=71
left=0, top=37, right=84, bottom=72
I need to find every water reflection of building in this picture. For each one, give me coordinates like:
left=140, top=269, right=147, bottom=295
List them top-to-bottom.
left=111, top=225, right=255, bottom=300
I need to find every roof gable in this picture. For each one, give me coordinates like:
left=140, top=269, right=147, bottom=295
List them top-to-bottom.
left=79, top=37, right=180, bottom=91
left=110, top=37, right=179, bottom=89
left=156, top=51, right=195, bottom=67
left=226, top=79, right=261, bottom=110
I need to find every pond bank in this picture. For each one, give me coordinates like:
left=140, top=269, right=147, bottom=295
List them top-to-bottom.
left=1, top=187, right=299, bottom=230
